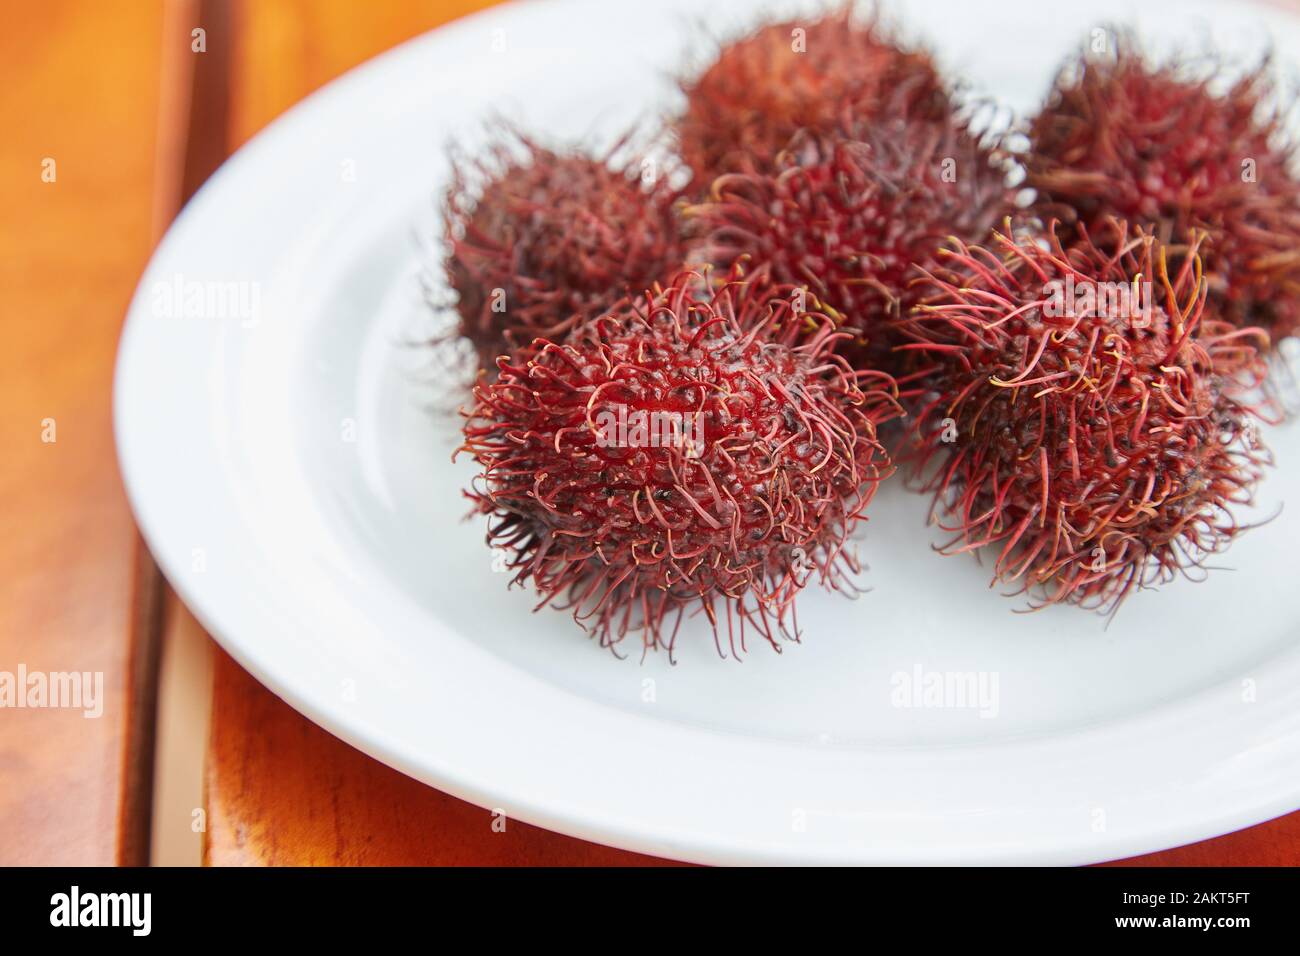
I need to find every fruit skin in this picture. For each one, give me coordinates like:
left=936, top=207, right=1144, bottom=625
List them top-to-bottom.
left=676, top=7, right=948, bottom=184
left=1027, top=37, right=1300, bottom=344
left=686, top=115, right=1012, bottom=375
left=442, top=132, right=685, bottom=370
left=896, top=220, right=1272, bottom=614
left=458, top=272, right=900, bottom=658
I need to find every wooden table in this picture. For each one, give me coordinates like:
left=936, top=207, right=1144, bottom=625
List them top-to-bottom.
left=4, top=0, right=1299, bottom=867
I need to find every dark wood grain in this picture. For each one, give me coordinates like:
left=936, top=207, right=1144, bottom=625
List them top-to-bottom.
left=0, top=0, right=172, bottom=866
left=120, top=0, right=236, bottom=868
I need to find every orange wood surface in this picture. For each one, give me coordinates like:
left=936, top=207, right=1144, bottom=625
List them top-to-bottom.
left=0, top=0, right=180, bottom=866
left=205, top=648, right=678, bottom=865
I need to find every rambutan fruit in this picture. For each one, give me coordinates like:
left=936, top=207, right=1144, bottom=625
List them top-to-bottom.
left=676, top=7, right=949, bottom=184
left=1027, top=37, right=1300, bottom=344
left=686, top=114, right=1012, bottom=374
left=442, top=132, right=685, bottom=370
left=897, top=220, right=1272, bottom=614
left=457, top=271, right=900, bottom=659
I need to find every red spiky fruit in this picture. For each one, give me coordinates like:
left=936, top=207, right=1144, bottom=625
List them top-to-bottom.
left=676, top=8, right=948, bottom=184
left=1027, top=38, right=1300, bottom=344
left=687, top=116, right=1012, bottom=373
left=443, top=133, right=685, bottom=368
left=897, top=221, right=1272, bottom=613
left=458, top=272, right=900, bottom=658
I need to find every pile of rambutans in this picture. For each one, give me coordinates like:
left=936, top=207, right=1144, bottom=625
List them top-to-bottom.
left=441, top=7, right=1294, bottom=657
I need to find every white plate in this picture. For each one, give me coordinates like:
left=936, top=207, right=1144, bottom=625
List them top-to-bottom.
left=115, top=0, right=1300, bottom=864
